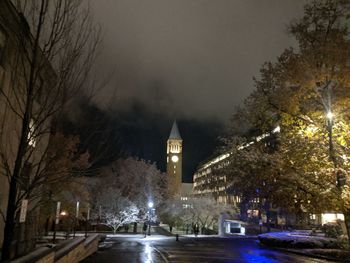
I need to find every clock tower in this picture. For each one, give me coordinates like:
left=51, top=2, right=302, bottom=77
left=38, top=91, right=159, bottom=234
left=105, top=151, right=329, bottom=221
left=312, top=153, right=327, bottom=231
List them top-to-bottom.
left=167, top=121, right=182, bottom=196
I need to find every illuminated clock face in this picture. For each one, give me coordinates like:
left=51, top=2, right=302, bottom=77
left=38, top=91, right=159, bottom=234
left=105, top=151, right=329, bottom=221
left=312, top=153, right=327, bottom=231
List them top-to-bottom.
left=171, top=155, right=179, bottom=163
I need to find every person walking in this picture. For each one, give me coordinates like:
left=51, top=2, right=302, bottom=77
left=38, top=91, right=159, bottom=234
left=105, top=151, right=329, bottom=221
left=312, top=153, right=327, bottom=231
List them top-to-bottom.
left=143, top=223, right=148, bottom=237
left=193, top=223, right=199, bottom=237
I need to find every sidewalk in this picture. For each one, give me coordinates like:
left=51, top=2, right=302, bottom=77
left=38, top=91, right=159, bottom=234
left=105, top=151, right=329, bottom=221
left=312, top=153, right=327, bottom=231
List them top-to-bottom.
left=158, top=224, right=193, bottom=236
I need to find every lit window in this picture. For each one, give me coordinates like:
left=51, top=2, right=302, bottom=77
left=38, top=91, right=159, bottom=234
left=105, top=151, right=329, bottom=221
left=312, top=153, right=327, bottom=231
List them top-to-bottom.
left=28, top=119, right=36, bottom=147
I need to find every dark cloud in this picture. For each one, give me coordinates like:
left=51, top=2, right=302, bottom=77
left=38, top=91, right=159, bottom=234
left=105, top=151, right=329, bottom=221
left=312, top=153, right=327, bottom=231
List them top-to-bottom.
left=91, top=0, right=306, bottom=121
left=80, top=1, right=308, bottom=180
left=64, top=98, right=223, bottom=182
left=109, top=102, right=224, bottom=182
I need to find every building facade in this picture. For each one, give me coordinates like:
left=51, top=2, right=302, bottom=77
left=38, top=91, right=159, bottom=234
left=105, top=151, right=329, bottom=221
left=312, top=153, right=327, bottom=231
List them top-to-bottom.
left=0, top=0, right=56, bottom=256
left=166, top=121, right=183, bottom=196
left=193, top=126, right=345, bottom=228
left=193, top=127, right=281, bottom=205
left=193, top=127, right=283, bottom=225
left=193, top=153, right=237, bottom=204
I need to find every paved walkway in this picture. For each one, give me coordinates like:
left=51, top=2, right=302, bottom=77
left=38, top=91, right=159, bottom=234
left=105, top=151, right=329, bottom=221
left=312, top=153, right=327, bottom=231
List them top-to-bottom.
left=82, top=234, right=335, bottom=263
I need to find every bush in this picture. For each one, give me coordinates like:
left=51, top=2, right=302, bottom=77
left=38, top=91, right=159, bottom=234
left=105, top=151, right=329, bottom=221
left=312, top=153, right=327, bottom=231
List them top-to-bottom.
left=321, top=223, right=342, bottom=238
left=258, top=232, right=340, bottom=249
left=337, top=236, right=350, bottom=249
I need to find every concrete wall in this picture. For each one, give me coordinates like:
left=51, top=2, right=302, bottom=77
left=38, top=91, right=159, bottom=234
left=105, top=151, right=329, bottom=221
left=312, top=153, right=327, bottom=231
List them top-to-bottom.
left=11, top=234, right=100, bottom=263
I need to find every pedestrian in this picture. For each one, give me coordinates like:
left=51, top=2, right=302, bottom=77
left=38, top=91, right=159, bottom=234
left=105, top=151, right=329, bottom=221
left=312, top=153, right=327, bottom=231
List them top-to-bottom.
left=143, top=223, right=148, bottom=237
left=193, top=223, right=199, bottom=237
left=169, top=225, right=173, bottom=233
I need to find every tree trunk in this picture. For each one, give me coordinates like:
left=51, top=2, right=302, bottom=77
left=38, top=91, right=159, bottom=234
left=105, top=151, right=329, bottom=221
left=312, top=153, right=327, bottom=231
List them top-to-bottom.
left=239, top=199, right=248, bottom=222
left=264, top=201, right=271, bottom=232
left=266, top=209, right=271, bottom=232
left=343, top=210, right=350, bottom=244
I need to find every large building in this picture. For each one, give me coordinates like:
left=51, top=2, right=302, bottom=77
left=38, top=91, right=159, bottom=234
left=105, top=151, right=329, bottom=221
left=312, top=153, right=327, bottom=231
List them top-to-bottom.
left=0, top=0, right=56, bottom=257
left=166, top=121, right=183, bottom=196
left=193, top=126, right=346, bottom=228
left=193, top=127, right=281, bottom=205
left=193, top=127, right=283, bottom=224
left=193, top=152, right=239, bottom=204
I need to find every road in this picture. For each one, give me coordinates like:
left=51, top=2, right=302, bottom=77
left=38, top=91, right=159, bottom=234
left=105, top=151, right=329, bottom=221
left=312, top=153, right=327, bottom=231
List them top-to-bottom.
left=82, top=234, right=334, bottom=263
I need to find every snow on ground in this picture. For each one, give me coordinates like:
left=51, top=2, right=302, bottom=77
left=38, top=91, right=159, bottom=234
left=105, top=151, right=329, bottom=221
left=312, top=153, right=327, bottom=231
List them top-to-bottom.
left=258, top=231, right=339, bottom=249
left=106, top=234, right=145, bottom=238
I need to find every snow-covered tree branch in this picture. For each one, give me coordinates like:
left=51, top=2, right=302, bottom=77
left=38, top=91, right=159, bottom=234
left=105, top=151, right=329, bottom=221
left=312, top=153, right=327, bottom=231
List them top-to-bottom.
left=103, top=205, right=139, bottom=234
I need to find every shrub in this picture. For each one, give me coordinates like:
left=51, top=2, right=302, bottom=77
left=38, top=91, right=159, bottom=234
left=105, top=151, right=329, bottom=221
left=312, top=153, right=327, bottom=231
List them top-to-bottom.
left=321, top=223, right=342, bottom=238
left=337, top=236, right=350, bottom=250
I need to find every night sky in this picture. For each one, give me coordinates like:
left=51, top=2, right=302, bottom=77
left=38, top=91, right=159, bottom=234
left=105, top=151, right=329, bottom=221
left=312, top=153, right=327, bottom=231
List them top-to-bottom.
left=82, top=1, right=308, bottom=182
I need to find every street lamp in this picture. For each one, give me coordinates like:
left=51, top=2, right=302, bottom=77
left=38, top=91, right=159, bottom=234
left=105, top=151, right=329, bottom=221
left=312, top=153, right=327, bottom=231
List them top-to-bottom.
left=326, top=110, right=337, bottom=170
left=326, top=111, right=334, bottom=120
left=147, top=202, right=154, bottom=236
left=53, top=210, right=68, bottom=243
left=60, top=211, right=67, bottom=216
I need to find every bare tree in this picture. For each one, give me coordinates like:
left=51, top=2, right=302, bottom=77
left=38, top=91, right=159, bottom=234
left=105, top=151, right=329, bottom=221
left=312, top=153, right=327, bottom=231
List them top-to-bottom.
left=0, top=0, right=100, bottom=259
left=160, top=197, right=234, bottom=234
left=184, top=197, right=233, bottom=233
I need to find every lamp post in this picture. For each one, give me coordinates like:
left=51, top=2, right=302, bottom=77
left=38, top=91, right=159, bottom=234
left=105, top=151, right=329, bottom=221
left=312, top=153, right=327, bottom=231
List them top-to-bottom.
left=326, top=110, right=346, bottom=187
left=326, top=111, right=336, bottom=169
left=326, top=111, right=348, bottom=188
left=73, top=201, right=79, bottom=237
left=52, top=202, right=61, bottom=243
left=147, top=202, right=154, bottom=236
left=85, top=206, right=90, bottom=238
left=53, top=210, right=67, bottom=243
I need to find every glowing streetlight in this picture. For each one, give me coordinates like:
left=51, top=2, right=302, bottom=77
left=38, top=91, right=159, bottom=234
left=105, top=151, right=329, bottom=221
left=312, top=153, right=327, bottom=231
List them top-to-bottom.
left=326, top=111, right=334, bottom=121
left=148, top=202, right=154, bottom=208
left=53, top=210, right=68, bottom=243
left=60, top=211, right=67, bottom=216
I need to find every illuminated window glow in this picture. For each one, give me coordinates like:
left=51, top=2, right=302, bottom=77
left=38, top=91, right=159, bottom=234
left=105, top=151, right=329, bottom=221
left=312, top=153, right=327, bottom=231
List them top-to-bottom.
left=321, top=213, right=344, bottom=225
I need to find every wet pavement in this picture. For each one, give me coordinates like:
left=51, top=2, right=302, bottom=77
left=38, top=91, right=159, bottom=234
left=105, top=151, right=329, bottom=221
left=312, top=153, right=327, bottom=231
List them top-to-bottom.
left=82, top=234, right=335, bottom=263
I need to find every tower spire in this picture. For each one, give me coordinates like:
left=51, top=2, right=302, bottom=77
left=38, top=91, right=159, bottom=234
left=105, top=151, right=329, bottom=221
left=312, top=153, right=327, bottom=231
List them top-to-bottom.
left=169, top=121, right=181, bottom=139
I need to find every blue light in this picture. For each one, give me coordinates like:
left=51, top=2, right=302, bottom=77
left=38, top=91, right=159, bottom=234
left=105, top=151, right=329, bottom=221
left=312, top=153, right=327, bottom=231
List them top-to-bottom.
left=242, top=251, right=279, bottom=263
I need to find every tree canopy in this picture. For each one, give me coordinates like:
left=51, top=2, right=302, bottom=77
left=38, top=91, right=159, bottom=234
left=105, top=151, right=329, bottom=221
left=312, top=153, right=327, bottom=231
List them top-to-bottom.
left=221, top=0, right=350, bottom=234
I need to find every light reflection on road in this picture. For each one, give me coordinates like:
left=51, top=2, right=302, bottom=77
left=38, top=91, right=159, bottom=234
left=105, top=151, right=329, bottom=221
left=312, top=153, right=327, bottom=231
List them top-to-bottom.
left=82, top=235, right=333, bottom=263
left=144, top=242, right=154, bottom=263
left=242, top=250, right=279, bottom=263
